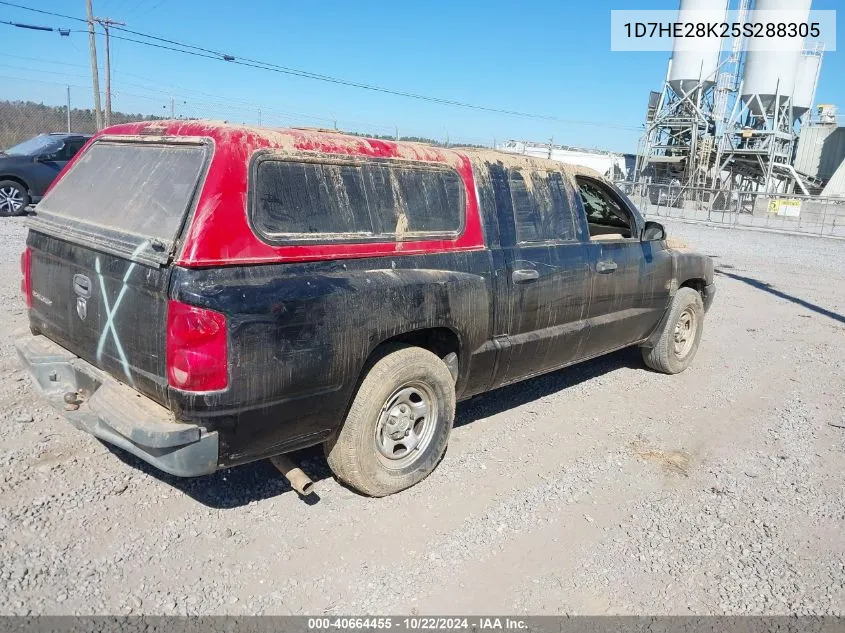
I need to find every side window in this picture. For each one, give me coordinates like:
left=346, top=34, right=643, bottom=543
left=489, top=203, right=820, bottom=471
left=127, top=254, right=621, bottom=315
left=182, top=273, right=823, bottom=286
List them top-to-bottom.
left=46, top=140, right=84, bottom=162
left=64, top=140, right=86, bottom=160
left=38, top=144, right=63, bottom=162
left=252, top=158, right=464, bottom=242
left=255, top=161, right=370, bottom=235
left=390, top=167, right=463, bottom=233
left=508, top=168, right=575, bottom=243
left=576, top=178, right=634, bottom=239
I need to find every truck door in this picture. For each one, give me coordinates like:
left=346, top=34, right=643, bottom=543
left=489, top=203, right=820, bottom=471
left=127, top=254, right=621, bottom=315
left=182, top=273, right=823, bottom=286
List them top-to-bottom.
left=488, top=163, right=592, bottom=387
left=575, top=176, right=671, bottom=357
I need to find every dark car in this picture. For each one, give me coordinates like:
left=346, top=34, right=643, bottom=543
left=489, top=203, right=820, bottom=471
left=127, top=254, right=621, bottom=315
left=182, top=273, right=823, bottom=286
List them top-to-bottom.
left=16, top=121, right=715, bottom=497
left=0, top=133, right=91, bottom=216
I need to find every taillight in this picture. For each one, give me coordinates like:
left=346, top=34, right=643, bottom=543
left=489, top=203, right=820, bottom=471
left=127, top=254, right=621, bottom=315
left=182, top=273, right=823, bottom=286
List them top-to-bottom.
left=20, top=247, right=32, bottom=308
left=166, top=300, right=228, bottom=391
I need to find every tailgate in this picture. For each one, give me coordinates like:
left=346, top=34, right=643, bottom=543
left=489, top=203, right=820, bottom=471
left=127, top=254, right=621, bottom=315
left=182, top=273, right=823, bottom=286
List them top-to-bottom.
left=25, top=138, right=210, bottom=406
left=28, top=234, right=171, bottom=404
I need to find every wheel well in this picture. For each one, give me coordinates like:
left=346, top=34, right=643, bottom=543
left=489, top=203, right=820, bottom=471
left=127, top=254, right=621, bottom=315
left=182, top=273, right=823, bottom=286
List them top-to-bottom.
left=0, top=176, right=29, bottom=193
left=680, top=278, right=707, bottom=300
left=340, top=327, right=462, bottom=424
left=376, top=327, right=460, bottom=365
left=363, top=328, right=462, bottom=384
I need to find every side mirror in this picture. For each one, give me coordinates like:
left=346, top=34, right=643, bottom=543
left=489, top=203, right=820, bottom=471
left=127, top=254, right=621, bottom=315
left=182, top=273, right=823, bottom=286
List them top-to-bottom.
left=36, top=154, right=55, bottom=163
left=642, top=220, right=665, bottom=241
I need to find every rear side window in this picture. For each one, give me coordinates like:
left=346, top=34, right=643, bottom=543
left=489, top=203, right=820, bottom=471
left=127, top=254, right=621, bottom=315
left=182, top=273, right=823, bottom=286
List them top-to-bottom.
left=39, top=141, right=207, bottom=243
left=251, top=158, right=464, bottom=242
left=507, top=169, right=576, bottom=243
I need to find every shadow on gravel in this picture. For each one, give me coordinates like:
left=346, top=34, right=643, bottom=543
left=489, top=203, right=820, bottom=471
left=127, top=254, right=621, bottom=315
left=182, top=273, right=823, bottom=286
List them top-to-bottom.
left=716, top=268, right=845, bottom=325
left=104, top=346, right=644, bottom=508
left=454, top=346, right=643, bottom=429
left=104, top=442, right=331, bottom=508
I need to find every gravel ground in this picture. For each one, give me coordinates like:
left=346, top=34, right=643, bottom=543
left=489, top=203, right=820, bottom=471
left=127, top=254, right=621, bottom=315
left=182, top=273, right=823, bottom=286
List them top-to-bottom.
left=0, top=217, right=843, bottom=615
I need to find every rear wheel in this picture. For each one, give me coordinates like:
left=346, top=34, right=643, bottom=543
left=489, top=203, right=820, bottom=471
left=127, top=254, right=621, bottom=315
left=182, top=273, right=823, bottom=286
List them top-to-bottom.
left=0, top=180, right=29, bottom=216
left=641, top=287, right=704, bottom=374
left=325, top=344, right=455, bottom=497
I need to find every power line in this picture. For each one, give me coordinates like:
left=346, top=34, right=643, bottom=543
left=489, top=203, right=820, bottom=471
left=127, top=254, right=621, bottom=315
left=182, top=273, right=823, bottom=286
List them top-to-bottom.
left=0, top=0, right=643, bottom=131
left=121, top=0, right=147, bottom=17
left=134, top=0, right=168, bottom=18
left=0, top=1, right=86, bottom=23
left=1, top=18, right=70, bottom=34
left=110, top=24, right=230, bottom=57
left=111, top=26, right=638, bottom=129
left=100, top=30, right=220, bottom=61
left=107, top=30, right=644, bottom=131
left=0, top=53, right=371, bottom=122
left=1, top=53, right=92, bottom=69
left=1, top=61, right=397, bottom=132
left=0, top=62, right=91, bottom=80
left=0, top=72, right=91, bottom=91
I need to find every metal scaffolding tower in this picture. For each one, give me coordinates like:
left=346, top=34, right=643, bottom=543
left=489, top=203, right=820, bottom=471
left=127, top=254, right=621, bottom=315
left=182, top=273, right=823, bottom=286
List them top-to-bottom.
left=634, top=0, right=730, bottom=191
left=635, top=63, right=720, bottom=190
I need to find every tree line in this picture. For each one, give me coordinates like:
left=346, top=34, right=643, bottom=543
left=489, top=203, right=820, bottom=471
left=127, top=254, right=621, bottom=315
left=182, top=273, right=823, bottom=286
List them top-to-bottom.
left=0, top=100, right=165, bottom=149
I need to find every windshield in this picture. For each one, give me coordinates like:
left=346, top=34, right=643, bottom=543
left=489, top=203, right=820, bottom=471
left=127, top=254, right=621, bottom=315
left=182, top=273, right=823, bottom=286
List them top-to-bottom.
left=4, top=135, right=62, bottom=157
left=38, top=140, right=208, bottom=245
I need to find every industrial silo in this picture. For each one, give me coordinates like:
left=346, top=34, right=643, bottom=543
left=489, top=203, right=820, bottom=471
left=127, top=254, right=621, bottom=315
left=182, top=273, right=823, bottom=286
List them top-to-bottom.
left=668, top=0, right=729, bottom=96
left=741, top=0, right=813, bottom=115
left=792, top=51, right=823, bottom=121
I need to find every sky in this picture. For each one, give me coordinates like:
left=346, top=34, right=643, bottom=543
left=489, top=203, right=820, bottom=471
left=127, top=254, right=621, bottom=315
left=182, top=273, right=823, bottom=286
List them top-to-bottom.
left=1, top=0, right=842, bottom=153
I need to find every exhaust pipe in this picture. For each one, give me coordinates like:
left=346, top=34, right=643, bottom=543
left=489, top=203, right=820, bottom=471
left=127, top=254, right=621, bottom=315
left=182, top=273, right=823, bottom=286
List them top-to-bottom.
left=270, top=454, right=315, bottom=496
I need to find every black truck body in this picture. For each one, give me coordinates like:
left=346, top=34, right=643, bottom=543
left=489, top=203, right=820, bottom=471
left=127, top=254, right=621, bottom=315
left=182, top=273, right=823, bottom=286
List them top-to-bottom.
left=16, top=121, right=714, bottom=496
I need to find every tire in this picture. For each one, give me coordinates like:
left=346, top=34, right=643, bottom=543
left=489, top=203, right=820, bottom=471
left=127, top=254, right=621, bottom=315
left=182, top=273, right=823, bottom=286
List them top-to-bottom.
left=0, top=180, right=30, bottom=216
left=641, top=287, right=705, bottom=374
left=325, top=344, right=456, bottom=497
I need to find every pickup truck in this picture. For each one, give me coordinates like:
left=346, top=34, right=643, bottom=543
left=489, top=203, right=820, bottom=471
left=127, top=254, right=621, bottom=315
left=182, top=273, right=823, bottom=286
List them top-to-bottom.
left=17, top=121, right=715, bottom=496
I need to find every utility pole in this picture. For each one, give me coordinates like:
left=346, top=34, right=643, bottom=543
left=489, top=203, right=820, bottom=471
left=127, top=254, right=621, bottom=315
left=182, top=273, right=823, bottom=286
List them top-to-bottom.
left=86, top=0, right=102, bottom=130
left=94, top=17, right=125, bottom=127
left=66, top=85, right=72, bottom=132
left=170, top=96, right=175, bottom=118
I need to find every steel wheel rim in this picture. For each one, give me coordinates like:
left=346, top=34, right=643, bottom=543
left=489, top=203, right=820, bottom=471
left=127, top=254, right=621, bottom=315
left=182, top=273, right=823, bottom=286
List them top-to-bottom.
left=0, top=186, right=23, bottom=214
left=673, top=307, right=697, bottom=359
left=374, top=382, right=438, bottom=469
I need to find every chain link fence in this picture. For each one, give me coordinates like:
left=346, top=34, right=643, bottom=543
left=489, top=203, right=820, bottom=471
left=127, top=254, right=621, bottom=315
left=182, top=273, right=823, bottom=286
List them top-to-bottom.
left=0, top=80, right=167, bottom=148
left=1, top=81, right=88, bottom=148
left=616, top=181, right=845, bottom=239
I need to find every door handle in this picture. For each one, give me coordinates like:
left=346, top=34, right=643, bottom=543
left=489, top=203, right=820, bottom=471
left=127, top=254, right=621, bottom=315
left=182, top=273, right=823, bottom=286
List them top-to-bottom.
left=596, top=260, right=618, bottom=274
left=512, top=269, right=539, bottom=283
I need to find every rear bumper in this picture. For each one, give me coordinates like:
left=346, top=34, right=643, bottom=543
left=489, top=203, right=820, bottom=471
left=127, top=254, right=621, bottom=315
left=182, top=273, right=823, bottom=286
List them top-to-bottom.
left=703, top=283, right=716, bottom=312
left=15, top=334, right=219, bottom=477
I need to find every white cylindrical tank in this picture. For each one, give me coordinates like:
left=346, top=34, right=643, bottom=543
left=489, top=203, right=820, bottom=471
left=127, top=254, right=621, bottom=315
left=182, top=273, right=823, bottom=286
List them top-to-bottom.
left=668, top=0, right=729, bottom=96
left=741, top=0, right=813, bottom=115
left=792, top=52, right=822, bottom=120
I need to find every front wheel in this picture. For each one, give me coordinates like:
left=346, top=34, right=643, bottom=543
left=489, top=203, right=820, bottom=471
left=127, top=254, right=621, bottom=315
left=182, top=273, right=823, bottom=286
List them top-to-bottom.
left=0, top=180, right=30, bottom=216
left=641, top=287, right=705, bottom=374
left=325, top=344, right=456, bottom=497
